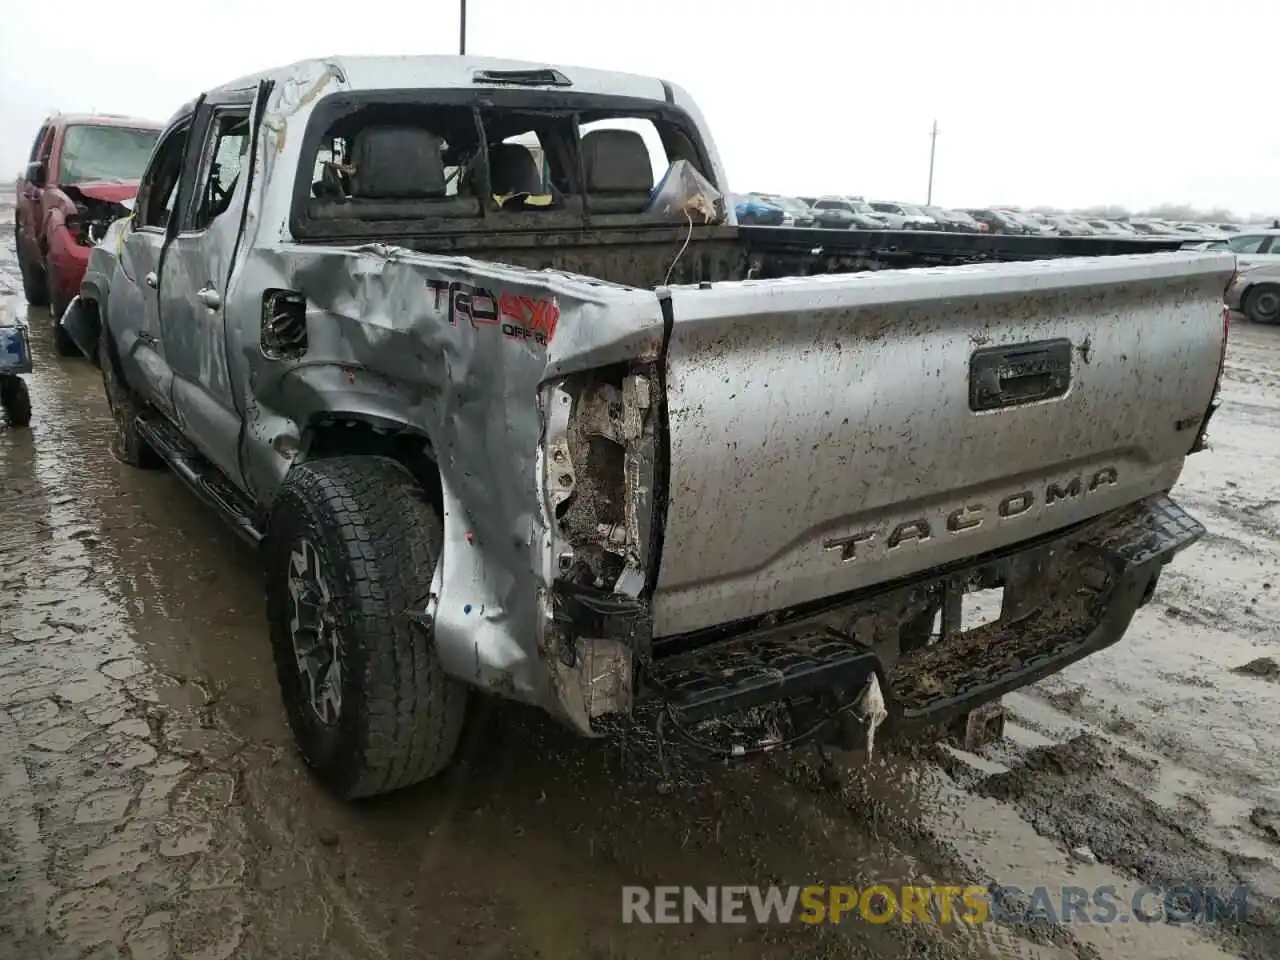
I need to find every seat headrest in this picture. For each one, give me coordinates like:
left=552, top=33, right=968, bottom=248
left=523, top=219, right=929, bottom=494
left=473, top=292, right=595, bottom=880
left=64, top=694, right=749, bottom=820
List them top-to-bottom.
left=349, top=126, right=446, bottom=200
left=581, top=128, right=654, bottom=194
left=487, top=143, right=543, bottom=196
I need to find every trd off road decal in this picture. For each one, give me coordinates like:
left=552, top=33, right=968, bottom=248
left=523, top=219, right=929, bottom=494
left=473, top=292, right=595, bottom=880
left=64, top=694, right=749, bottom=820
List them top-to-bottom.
left=425, top=279, right=559, bottom=346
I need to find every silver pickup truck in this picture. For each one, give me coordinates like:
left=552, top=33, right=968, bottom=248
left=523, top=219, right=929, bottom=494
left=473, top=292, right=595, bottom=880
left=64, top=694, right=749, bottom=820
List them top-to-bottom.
left=62, top=55, right=1233, bottom=799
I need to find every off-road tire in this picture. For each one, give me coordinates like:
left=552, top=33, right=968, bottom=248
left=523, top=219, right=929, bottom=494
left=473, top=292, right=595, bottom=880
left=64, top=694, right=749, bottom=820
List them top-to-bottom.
left=15, top=232, right=49, bottom=308
left=45, top=258, right=79, bottom=356
left=1243, top=284, right=1280, bottom=326
left=98, top=334, right=162, bottom=468
left=0, top=376, right=31, bottom=428
left=264, top=455, right=467, bottom=799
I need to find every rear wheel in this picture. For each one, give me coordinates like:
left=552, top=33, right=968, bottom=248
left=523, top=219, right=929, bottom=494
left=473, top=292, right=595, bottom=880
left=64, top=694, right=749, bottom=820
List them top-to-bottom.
left=1243, top=284, right=1280, bottom=325
left=98, top=334, right=162, bottom=468
left=0, top=375, right=31, bottom=428
left=264, top=455, right=467, bottom=799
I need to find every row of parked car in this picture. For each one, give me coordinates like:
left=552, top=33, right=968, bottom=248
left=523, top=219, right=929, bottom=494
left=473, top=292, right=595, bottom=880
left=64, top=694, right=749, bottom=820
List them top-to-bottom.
left=731, top=193, right=1269, bottom=243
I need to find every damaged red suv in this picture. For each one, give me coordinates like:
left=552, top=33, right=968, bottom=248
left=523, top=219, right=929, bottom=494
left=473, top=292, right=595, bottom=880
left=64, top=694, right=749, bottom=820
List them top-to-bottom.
left=15, top=114, right=162, bottom=355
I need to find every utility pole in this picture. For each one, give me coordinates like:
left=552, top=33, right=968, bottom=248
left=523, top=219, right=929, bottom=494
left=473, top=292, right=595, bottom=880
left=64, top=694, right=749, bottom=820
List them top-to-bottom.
left=459, top=0, right=467, bottom=54
left=926, top=119, right=938, bottom=205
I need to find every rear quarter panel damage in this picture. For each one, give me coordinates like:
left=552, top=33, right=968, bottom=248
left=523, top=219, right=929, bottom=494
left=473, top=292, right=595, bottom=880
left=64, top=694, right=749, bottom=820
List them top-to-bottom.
left=231, top=241, right=666, bottom=718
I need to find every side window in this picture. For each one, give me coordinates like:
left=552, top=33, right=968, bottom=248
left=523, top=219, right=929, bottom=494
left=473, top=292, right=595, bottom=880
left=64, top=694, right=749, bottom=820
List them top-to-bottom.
left=189, top=108, right=250, bottom=232
left=136, top=124, right=191, bottom=230
left=28, top=125, right=51, bottom=162
left=36, top=126, right=55, bottom=166
left=1227, top=235, right=1268, bottom=254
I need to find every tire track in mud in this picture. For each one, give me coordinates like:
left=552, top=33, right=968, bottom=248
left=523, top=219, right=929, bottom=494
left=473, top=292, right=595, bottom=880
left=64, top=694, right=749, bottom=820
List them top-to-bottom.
left=949, top=735, right=1280, bottom=960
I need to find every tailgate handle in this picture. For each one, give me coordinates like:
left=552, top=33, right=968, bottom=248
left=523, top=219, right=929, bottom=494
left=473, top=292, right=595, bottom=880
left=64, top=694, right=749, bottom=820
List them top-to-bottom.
left=969, top=338, right=1072, bottom=412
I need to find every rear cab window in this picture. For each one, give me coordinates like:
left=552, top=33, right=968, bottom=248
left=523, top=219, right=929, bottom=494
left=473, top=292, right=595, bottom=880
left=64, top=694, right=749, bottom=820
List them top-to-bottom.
left=289, top=88, right=719, bottom=244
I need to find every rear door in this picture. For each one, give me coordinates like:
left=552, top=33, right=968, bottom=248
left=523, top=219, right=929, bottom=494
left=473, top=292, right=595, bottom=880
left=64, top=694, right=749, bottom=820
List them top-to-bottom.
left=156, top=85, right=262, bottom=485
left=649, top=254, right=1234, bottom=638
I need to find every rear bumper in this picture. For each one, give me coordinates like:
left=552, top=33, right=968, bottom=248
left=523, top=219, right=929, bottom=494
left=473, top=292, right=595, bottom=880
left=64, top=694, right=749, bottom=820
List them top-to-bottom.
left=643, top=495, right=1203, bottom=735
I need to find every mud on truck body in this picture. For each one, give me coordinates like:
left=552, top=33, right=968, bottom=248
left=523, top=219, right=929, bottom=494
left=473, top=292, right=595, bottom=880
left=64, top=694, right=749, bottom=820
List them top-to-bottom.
left=61, top=56, right=1233, bottom=799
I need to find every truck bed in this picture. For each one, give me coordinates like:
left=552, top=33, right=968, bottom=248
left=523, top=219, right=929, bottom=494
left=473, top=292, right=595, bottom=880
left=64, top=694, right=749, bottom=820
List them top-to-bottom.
left=367, top=221, right=1227, bottom=641
left=342, top=224, right=1194, bottom=290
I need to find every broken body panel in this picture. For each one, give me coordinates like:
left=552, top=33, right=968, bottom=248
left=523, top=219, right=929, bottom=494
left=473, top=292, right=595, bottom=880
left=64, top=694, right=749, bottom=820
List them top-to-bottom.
left=71, top=55, right=1230, bottom=746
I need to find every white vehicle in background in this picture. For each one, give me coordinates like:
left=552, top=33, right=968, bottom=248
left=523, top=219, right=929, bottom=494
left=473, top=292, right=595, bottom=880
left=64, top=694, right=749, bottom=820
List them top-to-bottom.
left=869, top=200, right=937, bottom=230
left=998, top=210, right=1056, bottom=235
left=1047, top=214, right=1098, bottom=236
left=1087, top=219, right=1140, bottom=237
left=1172, top=222, right=1228, bottom=241
left=1201, top=228, right=1280, bottom=267
left=1226, top=260, right=1280, bottom=324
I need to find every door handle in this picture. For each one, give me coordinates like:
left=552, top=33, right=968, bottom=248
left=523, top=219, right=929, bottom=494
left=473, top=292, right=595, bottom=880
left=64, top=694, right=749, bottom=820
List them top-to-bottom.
left=145, top=271, right=158, bottom=288
left=196, top=287, right=221, bottom=310
left=969, top=339, right=1073, bottom=412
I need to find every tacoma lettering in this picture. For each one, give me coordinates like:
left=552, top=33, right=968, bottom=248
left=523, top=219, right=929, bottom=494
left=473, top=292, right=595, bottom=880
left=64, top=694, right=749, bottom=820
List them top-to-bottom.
left=824, top=468, right=1120, bottom=562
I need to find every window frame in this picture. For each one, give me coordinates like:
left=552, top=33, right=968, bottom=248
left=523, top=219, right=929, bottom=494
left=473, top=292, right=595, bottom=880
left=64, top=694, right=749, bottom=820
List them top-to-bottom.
left=288, top=87, right=718, bottom=243
left=181, top=104, right=253, bottom=235
left=134, top=117, right=195, bottom=233
left=28, top=124, right=52, bottom=162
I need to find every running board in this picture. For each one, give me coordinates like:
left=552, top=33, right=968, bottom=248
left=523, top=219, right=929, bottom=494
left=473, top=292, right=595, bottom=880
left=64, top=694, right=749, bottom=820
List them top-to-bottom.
left=133, top=414, right=264, bottom=546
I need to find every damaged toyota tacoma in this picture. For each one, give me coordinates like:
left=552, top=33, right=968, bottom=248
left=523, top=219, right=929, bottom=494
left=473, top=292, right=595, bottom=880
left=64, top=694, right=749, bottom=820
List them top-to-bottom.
left=61, top=55, right=1233, bottom=799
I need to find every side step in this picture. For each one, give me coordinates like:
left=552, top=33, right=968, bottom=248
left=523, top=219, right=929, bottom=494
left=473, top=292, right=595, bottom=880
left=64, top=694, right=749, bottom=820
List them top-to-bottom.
left=133, top=414, right=264, bottom=546
left=645, top=626, right=879, bottom=724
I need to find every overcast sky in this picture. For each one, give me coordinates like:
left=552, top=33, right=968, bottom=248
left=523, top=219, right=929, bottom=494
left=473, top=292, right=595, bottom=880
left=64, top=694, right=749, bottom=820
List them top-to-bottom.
left=0, top=0, right=1272, bottom=215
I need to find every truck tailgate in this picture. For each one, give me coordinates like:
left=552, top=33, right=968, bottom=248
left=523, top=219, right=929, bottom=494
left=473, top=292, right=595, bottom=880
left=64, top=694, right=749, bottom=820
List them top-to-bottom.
left=651, top=252, right=1233, bottom=638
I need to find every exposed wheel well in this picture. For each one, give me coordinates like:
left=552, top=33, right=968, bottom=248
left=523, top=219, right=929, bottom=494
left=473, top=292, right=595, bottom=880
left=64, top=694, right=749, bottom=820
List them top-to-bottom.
left=300, top=418, right=443, bottom=516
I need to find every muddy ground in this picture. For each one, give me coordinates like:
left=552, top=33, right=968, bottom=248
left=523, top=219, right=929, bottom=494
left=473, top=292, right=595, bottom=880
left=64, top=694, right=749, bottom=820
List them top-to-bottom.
left=1, top=206, right=1277, bottom=959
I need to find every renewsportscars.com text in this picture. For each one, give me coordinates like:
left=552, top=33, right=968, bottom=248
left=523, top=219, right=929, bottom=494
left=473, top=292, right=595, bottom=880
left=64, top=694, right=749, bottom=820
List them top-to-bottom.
left=621, top=884, right=1250, bottom=926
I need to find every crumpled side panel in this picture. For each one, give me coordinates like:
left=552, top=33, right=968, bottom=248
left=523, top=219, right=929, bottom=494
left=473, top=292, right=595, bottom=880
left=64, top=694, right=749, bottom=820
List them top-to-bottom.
left=228, top=241, right=665, bottom=716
